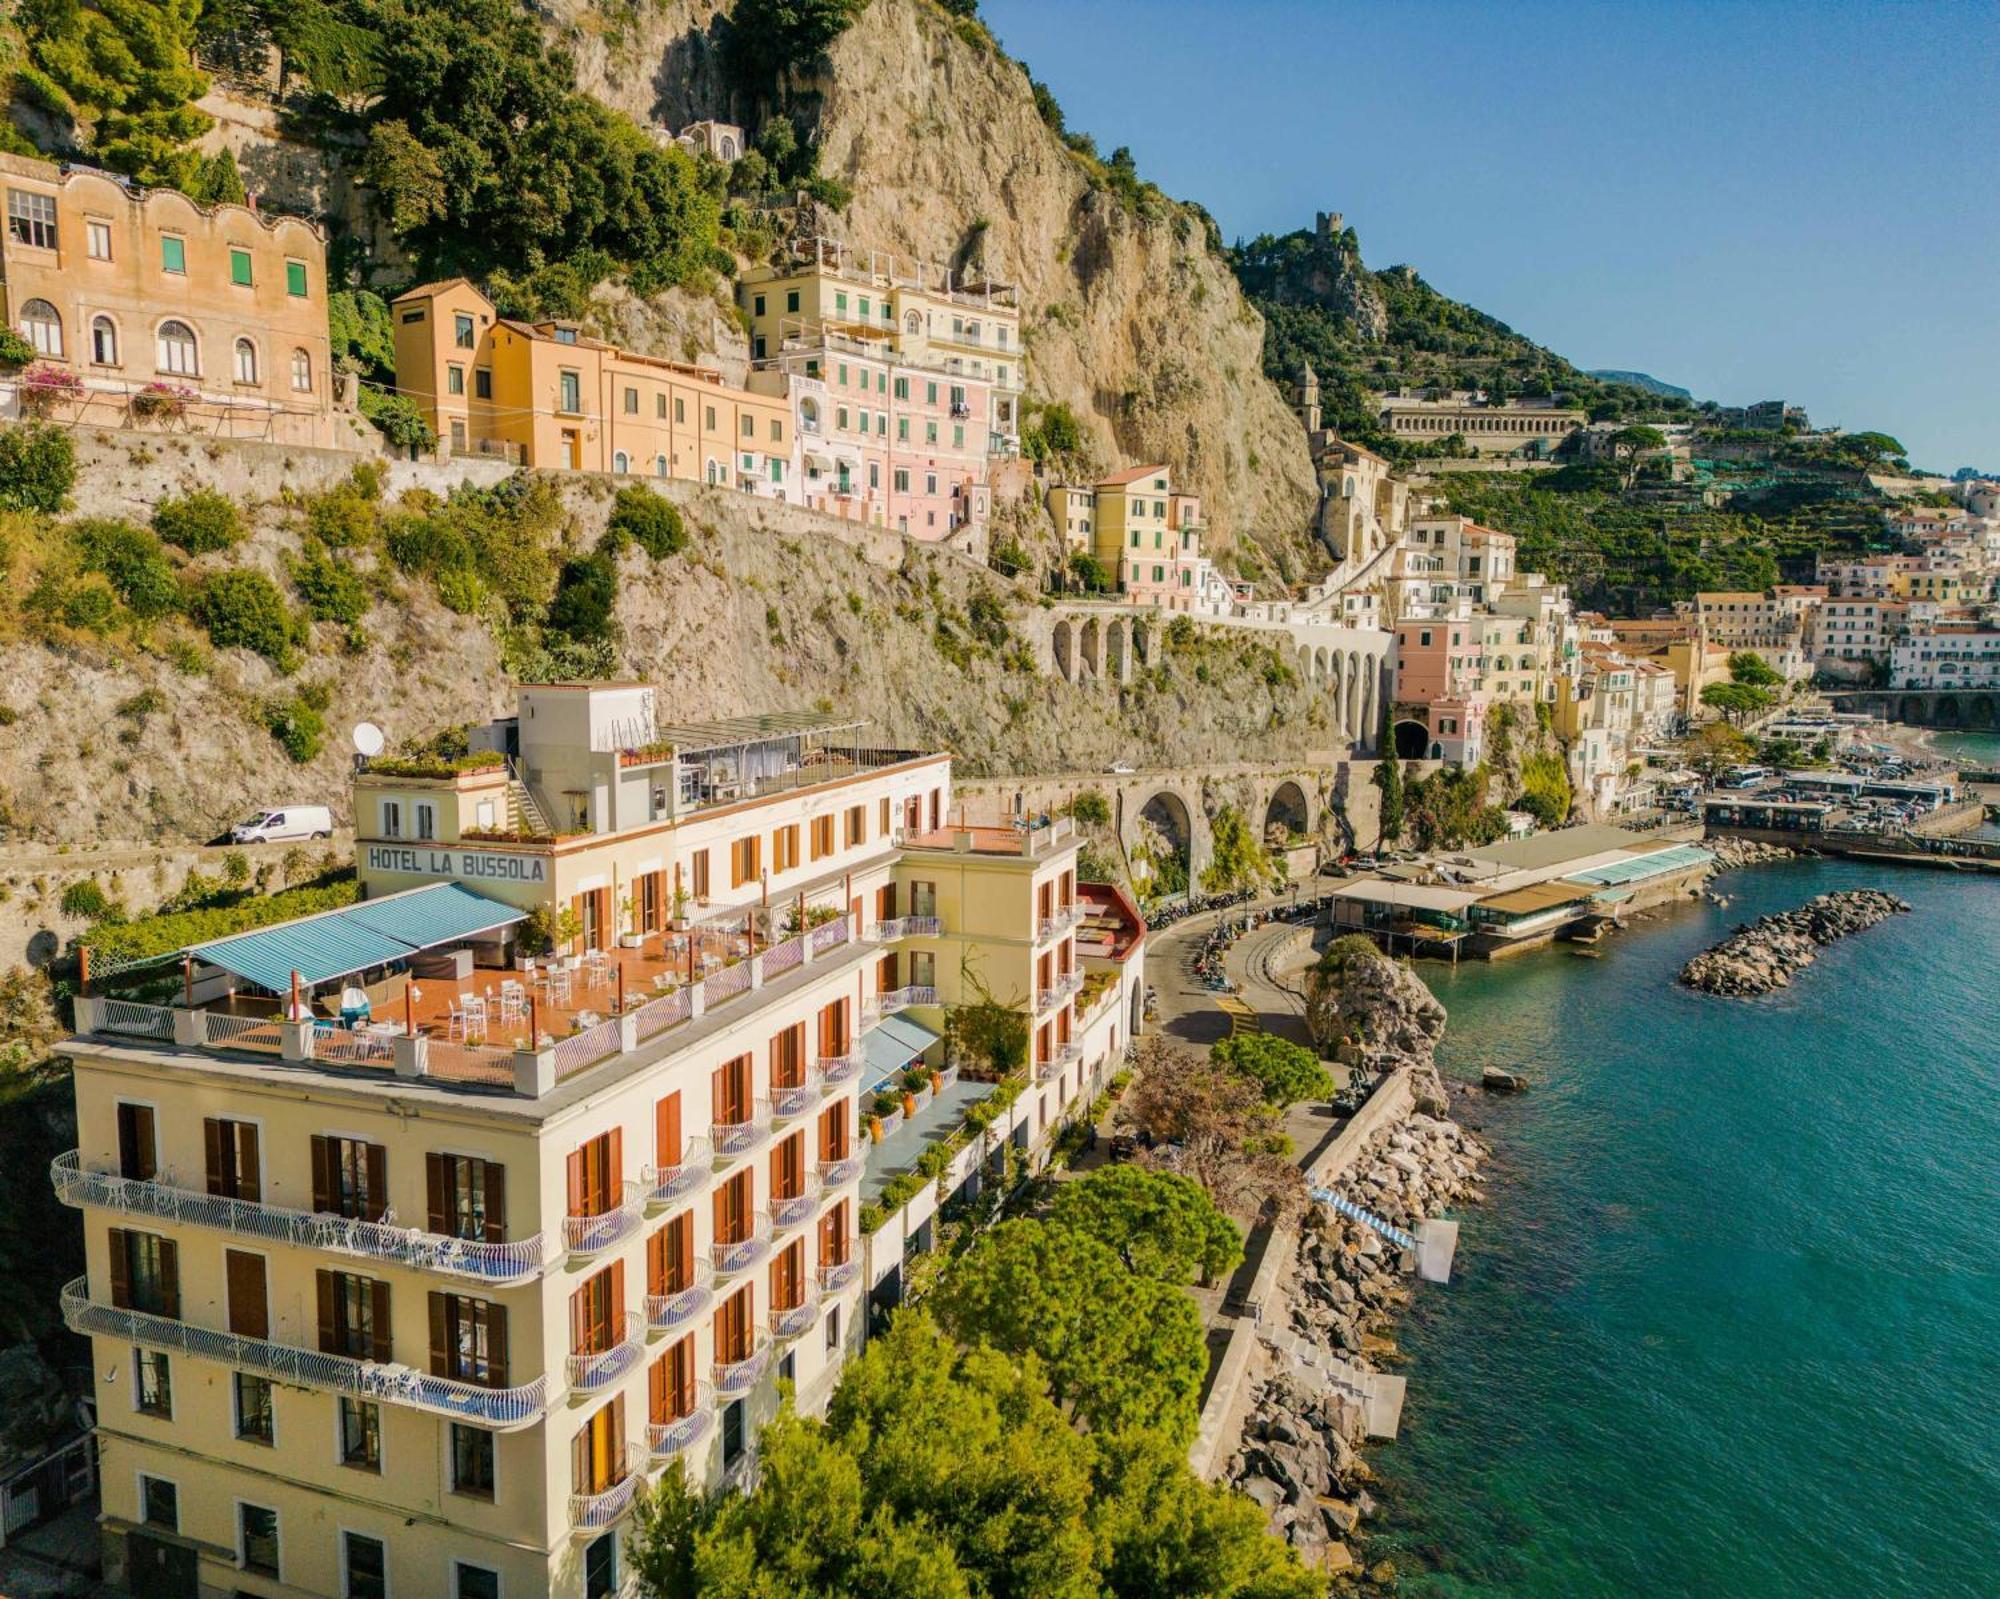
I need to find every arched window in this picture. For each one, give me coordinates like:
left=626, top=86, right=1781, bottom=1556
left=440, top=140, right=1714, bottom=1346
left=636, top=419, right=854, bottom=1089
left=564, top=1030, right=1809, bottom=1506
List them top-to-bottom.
left=718, top=136, right=737, bottom=160
left=20, top=299, right=61, bottom=357
left=904, top=310, right=922, bottom=334
left=90, top=316, right=118, bottom=367
left=156, top=320, right=198, bottom=376
left=233, top=338, right=258, bottom=385
left=290, top=348, right=312, bottom=393
left=799, top=397, right=819, bottom=431
left=613, top=451, right=629, bottom=475
left=655, top=454, right=668, bottom=478
left=706, top=458, right=723, bottom=486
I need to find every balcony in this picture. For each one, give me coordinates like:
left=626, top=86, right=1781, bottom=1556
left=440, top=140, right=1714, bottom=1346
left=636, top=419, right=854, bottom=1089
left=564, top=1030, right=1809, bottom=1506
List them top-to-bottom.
left=1038, top=904, right=1086, bottom=941
left=866, top=916, right=942, bottom=942
left=1035, top=971, right=1084, bottom=1015
left=862, top=986, right=938, bottom=1026
left=1037, top=1042, right=1084, bottom=1083
left=819, top=1051, right=867, bottom=1088
left=769, top=1070, right=823, bottom=1121
left=711, top=1100, right=774, bottom=1164
left=643, top=1139, right=714, bottom=1207
left=50, top=1152, right=552, bottom=1285
left=817, top=1154, right=864, bottom=1188
left=770, top=1174, right=823, bottom=1232
left=563, top=1182, right=644, bottom=1257
left=711, top=1214, right=772, bottom=1278
left=818, top=1251, right=860, bottom=1294
left=645, top=1262, right=716, bottom=1334
left=61, top=1277, right=548, bottom=1430
left=771, top=1287, right=822, bottom=1342
left=566, top=1311, right=646, bottom=1394
left=713, top=1333, right=773, bottom=1397
left=648, top=1385, right=716, bottom=1460
left=569, top=1445, right=648, bottom=1538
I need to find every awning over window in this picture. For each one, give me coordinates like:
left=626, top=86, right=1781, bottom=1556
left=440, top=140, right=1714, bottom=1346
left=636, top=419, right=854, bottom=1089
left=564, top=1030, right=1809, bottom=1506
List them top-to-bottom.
left=188, top=883, right=525, bottom=994
left=860, top=1013, right=942, bottom=1094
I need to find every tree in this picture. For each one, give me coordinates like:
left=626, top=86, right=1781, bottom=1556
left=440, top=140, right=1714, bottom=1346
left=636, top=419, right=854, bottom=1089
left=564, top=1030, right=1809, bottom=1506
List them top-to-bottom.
left=27, top=0, right=214, bottom=189
left=725, top=0, right=870, bottom=99
left=1606, top=423, right=1668, bottom=490
left=606, top=485, right=687, bottom=560
left=1066, top=550, right=1110, bottom=592
left=1727, top=650, right=1781, bottom=688
left=1700, top=680, right=1772, bottom=725
left=1372, top=703, right=1403, bottom=846
left=1684, top=720, right=1754, bottom=779
left=1066, top=788, right=1111, bottom=829
left=1201, top=804, right=1278, bottom=895
left=1212, top=1033, right=1332, bottom=1108
left=1121, top=1037, right=1300, bottom=1220
left=1048, top=1166, right=1243, bottom=1286
left=931, top=1219, right=1207, bottom=1442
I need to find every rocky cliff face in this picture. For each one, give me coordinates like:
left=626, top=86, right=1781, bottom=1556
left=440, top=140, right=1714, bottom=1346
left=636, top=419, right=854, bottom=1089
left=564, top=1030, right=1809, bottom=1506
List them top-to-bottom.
left=558, top=0, right=1323, bottom=579
left=1305, top=937, right=1451, bottom=1112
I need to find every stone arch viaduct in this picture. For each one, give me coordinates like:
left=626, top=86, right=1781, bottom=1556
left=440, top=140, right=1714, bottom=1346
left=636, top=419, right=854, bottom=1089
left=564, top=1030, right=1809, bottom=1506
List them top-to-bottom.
left=1826, top=688, right=2000, bottom=732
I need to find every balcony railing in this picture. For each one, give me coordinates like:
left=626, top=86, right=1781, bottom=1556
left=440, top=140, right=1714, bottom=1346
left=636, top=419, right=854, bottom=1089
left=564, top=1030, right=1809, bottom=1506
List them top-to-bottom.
left=1038, top=904, right=1086, bottom=941
left=866, top=916, right=942, bottom=942
left=1035, top=971, right=1085, bottom=1014
left=863, top=986, right=938, bottom=1025
left=1037, top=1042, right=1084, bottom=1082
left=819, top=1051, right=867, bottom=1088
left=769, top=1070, right=823, bottom=1121
left=711, top=1100, right=773, bottom=1163
left=643, top=1138, right=714, bottom=1206
left=51, top=1152, right=552, bottom=1285
left=817, top=1154, right=864, bottom=1188
left=770, top=1174, right=823, bottom=1232
left=562, top=1182, right=644, bottom=1257
left=711, top=1214, right=772, bottom=1277
left=818, top=1252, right=860, bottom=1294
left=645, top=1262, right=716, bottom=1333
left=61, top=1277, right=548, bottom=1430
left=771, top=1286, right=822, bottom=1342
left=566, top=1311, right=646, bottom=1393
left=713, top=1333, right=772, bottom=1397
left=648, top=1385, right=716, bottom=1459
left=569, top=1445, right=648, bottom=1537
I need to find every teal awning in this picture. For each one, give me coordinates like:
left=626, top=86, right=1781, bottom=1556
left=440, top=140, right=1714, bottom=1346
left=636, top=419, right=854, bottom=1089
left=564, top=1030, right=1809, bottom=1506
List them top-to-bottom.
left=1566, top=844, right=1715, bottom=888
left=190, top=883, right=525, bottom=994
left=861, top=1013, right=941, bottom=1093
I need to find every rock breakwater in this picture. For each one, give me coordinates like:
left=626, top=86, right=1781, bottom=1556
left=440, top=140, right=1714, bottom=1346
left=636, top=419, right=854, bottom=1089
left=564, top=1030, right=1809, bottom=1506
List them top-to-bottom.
left=1705, top=837, right=1799, bottom=871
left=1679, top=889, right=1910, bottom=996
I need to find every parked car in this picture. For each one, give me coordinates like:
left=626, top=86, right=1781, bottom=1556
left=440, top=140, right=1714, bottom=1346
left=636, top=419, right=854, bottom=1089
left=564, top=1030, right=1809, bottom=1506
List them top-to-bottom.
left=1106, top=761, right=1136, bottom=775
left=230, top=805, right=335, bottom=844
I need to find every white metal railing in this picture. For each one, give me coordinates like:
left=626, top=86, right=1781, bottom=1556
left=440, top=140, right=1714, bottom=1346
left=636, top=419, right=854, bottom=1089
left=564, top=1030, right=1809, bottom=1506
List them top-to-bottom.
left=1038, top=904, right=1087, bottom=941
left=866, top=916, right=942, bottom=942
left=807, top=919, right=850, bottom=957
left=1036, top=971, right=1085, bottom=1014
left=863, top=985, right=938, bottom=1025
left=95, top=1000, right=175, bottom=1040
left=203, top=1011, right=285, bottom=1053
left=551, top=1018, right=622, bottom=1082
left=313, top=1026, right=394, bottom=1065
left=1038, top=1042, right=1083, bottom=1082
left=820, top=1052, right=866, bottom=1087
left=937, top=1063, right=960, bottom=1092
left=770, top=1070, right=823, bottom=1120
left=905, top=1082, right=935, bottom=1118
left=711, top=1101, right=773, bottom=1161
left=869, top=1107, right=905, bottom=1140
left=643, top=1138, right=713, bottom=1205
left=51, top=1153, right=551, bottom=1284
left=817, top=1155, right=864, bottom=1188
left=769, top=1174, right=823, bottom=1231
left=562, top=1182, right=643, bottom=1256
left=711, top=1214, right=772, bottom=1277
left=817, top=1254, right=860, bottom=1294
left=645, top=1262, right=715, bottom=1333
left=61, top=1276, right=547, bottom=1429
left=771, top=1285, right=822, bottom=1341
left=566, top=1312, right=646, bottom=1392
left=712, top=1333, right=772, bottom=1397
left=648, top=1386, right=716, bottom=1459
left=569, top=1444, right=647, bottom=1536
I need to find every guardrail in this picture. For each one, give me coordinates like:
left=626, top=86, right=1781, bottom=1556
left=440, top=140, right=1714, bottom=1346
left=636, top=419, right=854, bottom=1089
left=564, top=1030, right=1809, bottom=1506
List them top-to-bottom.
left=1038, top=904, right=1087, bottom=941
left=865, top=916, right=942, bottom=942
left=808, top=919, right=851, bottom=957
left=1035, top=971, right=1084, bottom=1014
left=97, top=1001, right=175, bottom=1040
left=551, top=1018, right=622, bottom=1083
left=820, top=1051, right=867, bottom=1087
left=770, top=1070, right=823, bottom=1120
left=711, top=1102, right=773, bottom=1162
left=643, top=1139, right=714, bottom=1205
left=51, top=1153, right=552, bottom=1284
left=817, top=1155, right=864, bottom=1187
left=769, top=1174, right=823, bottom=1231
left=562, top=1183, right=643, bottom=1256
left=711, top=1215, right=772, bottom=1277
left=817, top=1251, right=860, bottom=1294
left=645, top=1263, right=715, bottom=1333
left=61, top=1277, right=548, bottom=1430
left=771, top=1286, right=822, bottom=1341
left=566, top=1312, right=646, bottom=1392
left=713, top=1334, right=773, bottom=1397
left=648, top=1388, right=716, bottom=1459
left=569, top=1445, right=647, bottom=1536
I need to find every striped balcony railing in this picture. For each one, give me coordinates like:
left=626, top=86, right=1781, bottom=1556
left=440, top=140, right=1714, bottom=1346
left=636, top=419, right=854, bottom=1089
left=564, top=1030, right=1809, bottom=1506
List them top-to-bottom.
left=1038, top=904, right=1087, bottom=941
left=865, top=916, right=942, bottom=942
left=807, top=918, right=851, bottom=957
left=758, top=932, right=806, bottom=982
left=703, top=960, right=753, bottom=1007
left=1035, top=971, right=1085, bottom=1014
left=632, top=986, right=692, bottom=1041
left=94, top=1000, right=175, bottom=1041
left=552, top=1018, right=623, bottom=1083
left=1036, top=1042, right=1083, bottom=1083
left=819, top=1051, right=867, bottom=1088
left=769, top=1070, right=823, bottom=1121
left=710, top=1100, right=773, bottom=1163
left=869, top=1107, right=905, bottom=1141
left=643, top=1139, right=714, bottom=1206
left=51, top=1153, right=552, bottom=1285
left=817, top=1154, right=864, bottom=1188
left=769, top=1174, right=823, bottom=1232
left=562, top=1182, right=644, bottom=1257
left=711, top=1214, right=772, bottom=1278
left=817, top=1253, right=860, bottom=1294
left=645, top=1262, right=715, bottom=1333
left=61, top=1277, right=548, bottom=1430
left=771, top=1286, right=822, bottom=1342
left=567, top=1312, right=646, bottom=1393
left=713, top=1333, right=773, bottom=1397
left=648, top=1386, right=716, bottom=1459
left=569, top=1445, right=648, bottom=1537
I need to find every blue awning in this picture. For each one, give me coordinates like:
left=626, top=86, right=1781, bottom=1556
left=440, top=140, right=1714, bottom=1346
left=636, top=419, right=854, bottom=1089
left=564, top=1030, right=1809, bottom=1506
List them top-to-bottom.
left=189, top=883, right=526, bottom=994
left=861, top=1013, right=941, bottom=1094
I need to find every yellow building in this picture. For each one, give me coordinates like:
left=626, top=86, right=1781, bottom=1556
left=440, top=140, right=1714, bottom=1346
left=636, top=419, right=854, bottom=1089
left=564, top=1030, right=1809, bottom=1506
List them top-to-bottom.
left=0, top=151, right=342, bottom=447
left=393, top=281, right=791, bottom=491
left=1047, top=484, right=1095, bottom=554
left=61, top=689, right=1144, bottom=1599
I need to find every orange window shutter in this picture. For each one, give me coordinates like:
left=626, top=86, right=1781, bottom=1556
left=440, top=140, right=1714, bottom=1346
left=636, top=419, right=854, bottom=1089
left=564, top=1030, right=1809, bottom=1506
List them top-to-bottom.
left=657, top=1092, right=681, bottom=1167
left=608, top=1127, right=622, bottom=1191
left=566, top=1149, right=583, bottom=1216
left=610, top=1260, right=625, bottom=1328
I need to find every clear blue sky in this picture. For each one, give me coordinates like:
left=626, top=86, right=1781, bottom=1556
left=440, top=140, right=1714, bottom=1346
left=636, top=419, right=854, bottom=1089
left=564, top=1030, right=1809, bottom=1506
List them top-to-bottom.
left=982, top=0, right=2000, bottom=472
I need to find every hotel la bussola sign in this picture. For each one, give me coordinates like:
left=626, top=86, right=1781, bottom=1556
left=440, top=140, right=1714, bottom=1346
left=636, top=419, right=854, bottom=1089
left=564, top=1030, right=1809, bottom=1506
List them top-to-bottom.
left=364, top=844, right=549, bottom=885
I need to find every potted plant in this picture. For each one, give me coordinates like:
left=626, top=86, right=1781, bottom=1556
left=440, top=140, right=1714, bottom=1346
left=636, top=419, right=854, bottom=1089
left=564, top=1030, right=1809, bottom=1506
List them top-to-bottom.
left=671, top=884, right=690, bottom=930
left=617, top=893, right=644, bottom=949
left=517, top=906, right=556, bottom=969
left=929, top=1066, right=943, bottom=1095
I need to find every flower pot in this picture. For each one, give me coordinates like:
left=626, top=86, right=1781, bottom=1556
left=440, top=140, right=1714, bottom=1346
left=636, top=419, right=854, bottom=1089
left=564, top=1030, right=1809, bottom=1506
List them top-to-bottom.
left=619, top=934, right=643, bottom=949
left=929, top=1070, right=943, bottom=1095
left=868, top=1115, right=884, bottom=1142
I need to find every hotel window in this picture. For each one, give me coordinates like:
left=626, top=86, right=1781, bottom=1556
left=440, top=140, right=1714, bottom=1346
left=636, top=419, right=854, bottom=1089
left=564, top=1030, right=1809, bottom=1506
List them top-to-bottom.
left=6, top=189, right=56, bottom=249
left=86, top=218, right=112, bottom=259
left=229, top=247, right=253, bottom=286
left=286, top=259, right=308, bottom=297
left=786, top=290, right=799, bottom=313
left=835, top=292, right=848, bottom=314
left=753, top=294, right=766, bottom=316
left=858, top=296, right=870, bottom=318
left=19, top=299, right=60, bottom=358
left=454, top=313, right=476, bottom=348
left=90, top=315, right=118, bottom=366
left=156, top=319, right=198, bottom=375
left=291, top=347, right=313, bottom=392
left=837, top=363, right=848, bottom=386
left=447, top=364, right=465, bottom=395
left=472, top=366, right=492, bottom=399
left=559, top=369, right=581, bottom=413
left=893, top=376, right=908, bottom=400
left=624, top=386, right=639, bottom=414
left=705, top=405, right=716, bottom=430
left=836, top=405, right=848, bottom=430
left=770, top=417, right=782, bottom=442
left=897, top=417, right=909, bottom=442
left=925, top=421, right=938, bottom=444
left=953, top=425, right=964, bottom=448
left=614, top=451, right=629, bottom=474
left=894, top=468, right=910, bottom=493
left=925, top=472, right=938, bottom=495
left=381, top=799, right=402, bottom=838
left=413, top=799, right=437, bottom=841
left=845, top=803, right=866, bottom=847
left=810, top=813, right=836, bottom=860
left=773, top=822, right=800, bottom=873
left=730, top=835, right=760, bottom=887
left=908, top=881, right=937, bottom=918
left=116, top=1102, right=156, bottom=1180
left=205, top=1117, right=261, bottom=1201
left=312, top=1135, right=388, bottom=1221
left=649, top=1211, right=694, bottom=1298
left=109, top=1228, right=178, bottom=1316
left=317, top=1269, right=391, bottom=1361
left=431, top=1292, right=509, bottom=1386
left=135, top=1349, right=173, bottom=1417
left=235, top=1372, right=274, bottom=1443
left=338, top=1396, right=382, bottom=1471
left=451, top=1424, right=496, bottom=1499
left=140, top=1475, right=178, bottom=1532
left=238, top=1503, right=280, bottom=1577
left=344, top=1531, right=388, bottom=1599
left=456, top=1564, right=502, bottom=1599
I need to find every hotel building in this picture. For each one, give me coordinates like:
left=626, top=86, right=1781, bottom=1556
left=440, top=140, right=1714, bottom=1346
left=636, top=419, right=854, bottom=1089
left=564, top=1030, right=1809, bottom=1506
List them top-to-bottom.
left=59, top=687, right=1143, bottom=1599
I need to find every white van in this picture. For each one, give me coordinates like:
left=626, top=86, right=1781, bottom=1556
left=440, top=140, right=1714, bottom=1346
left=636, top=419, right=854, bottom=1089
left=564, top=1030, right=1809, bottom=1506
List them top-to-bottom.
left=230, top=805, right=335, bottom=844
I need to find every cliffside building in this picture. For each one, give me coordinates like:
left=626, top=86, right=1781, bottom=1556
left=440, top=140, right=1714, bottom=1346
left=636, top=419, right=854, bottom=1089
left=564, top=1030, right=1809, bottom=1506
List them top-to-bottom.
left=1374, top=390, right=1585, bottom=458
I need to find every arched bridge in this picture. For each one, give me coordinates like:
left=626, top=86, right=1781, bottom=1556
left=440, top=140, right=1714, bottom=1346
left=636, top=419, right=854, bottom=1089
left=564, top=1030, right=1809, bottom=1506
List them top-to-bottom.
left=1825, top=688, right=2000, bottom=731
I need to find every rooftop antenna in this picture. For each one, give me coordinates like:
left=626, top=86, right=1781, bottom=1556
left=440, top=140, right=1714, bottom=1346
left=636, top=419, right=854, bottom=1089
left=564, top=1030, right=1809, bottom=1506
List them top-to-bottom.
left=352, top=721, right=386, bottom=758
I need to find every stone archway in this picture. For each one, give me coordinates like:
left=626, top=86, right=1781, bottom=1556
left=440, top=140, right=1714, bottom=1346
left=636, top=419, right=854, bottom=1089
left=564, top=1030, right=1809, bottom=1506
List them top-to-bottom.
left=1106, top=616, right=1131, bottom=685
left=1080, top=617, right=1103, bottom=679
left=1053, top=618, right=1076, bottom=682
left=1131, top=619, right=1151, bottom=668
left=1298, top=645, right=1315, bottom=682
left=1314, top=646, right=1330, bottom=684
left=1330, top=651, right=1347, bottom=733
left=1345, top=653, right=1362, bottom=736
left=1359, top=657, right=1379, bottom=747
left=1933, top=694, right=1963, bottom=727
left=1899, top=695, right=1926, bottom=724
left=1968, top=695, right=1996, bottom=730
left=1393, top=718, right=1431, bottom=760
left=1264, top=779, right=1310, bottom=847
left=1127, top=788, right=1195, bottom=902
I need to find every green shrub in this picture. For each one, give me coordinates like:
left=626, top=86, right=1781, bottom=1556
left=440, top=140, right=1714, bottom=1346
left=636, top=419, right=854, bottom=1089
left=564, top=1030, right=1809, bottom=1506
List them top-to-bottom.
left=0, top=329, right=36, bottom=368
left=358, top=387, right=436, bottom=453
left=0, top=424, right=76, bottom=513
left=605, top=485, right=686, bottom=559
left=304, top=486, right=378, bottom=548
left=153, top=491, right=243, bottom=554
left=384, top=512, right=473, bottom=575
left=69, top=518, right=181, bottom=619
left=291, top=545, right=370, bottom=624
left=546, top=552, right=618, bottom=642
left=435, top=567, right=484, bottom=614
left=25, top=568, right=117, bottom=633
left=192, top=569, right=297, bottom=668
left=261, top=695, right=327, bottom=762
left=1067, top=788, right=1112, bottom=827
left=83, top=873, right=359, bottom=966
left=59, top=879, right=119, bottom=921
left=1212, top=1033, right=1333, bottom=1106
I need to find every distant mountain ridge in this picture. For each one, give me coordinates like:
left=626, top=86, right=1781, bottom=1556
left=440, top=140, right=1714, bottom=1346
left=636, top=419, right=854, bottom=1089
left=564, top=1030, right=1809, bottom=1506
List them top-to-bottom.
left=1588, top=370, right=1693, bottom=401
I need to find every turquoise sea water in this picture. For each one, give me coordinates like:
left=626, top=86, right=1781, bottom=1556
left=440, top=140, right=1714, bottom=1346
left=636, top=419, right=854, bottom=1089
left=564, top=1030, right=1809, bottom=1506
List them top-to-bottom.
left=1367, top=859, right=1999, bottom=1599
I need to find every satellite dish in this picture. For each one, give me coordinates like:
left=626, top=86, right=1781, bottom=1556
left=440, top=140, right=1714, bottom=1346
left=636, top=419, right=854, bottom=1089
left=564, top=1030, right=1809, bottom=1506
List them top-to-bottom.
left=352, top=721, right=386, bottom=757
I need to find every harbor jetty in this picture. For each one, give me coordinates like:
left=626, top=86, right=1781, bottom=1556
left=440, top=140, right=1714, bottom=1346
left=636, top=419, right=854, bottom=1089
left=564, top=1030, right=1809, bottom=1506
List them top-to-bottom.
left=1679, top=889, right=1910, bottom=996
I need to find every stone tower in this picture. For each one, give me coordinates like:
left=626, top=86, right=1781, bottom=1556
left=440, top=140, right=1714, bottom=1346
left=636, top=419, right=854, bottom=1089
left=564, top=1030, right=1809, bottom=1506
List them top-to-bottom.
left=1315, top=210, right=1345, bottom=242
left=1297, top=361, right=1322, bottom=434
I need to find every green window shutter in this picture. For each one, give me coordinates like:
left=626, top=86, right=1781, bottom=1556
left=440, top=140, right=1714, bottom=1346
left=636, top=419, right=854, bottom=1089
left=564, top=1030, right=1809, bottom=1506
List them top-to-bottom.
left=162, top=237, right=185, bottom=273
left=230, top=249, right=253, bottom=286
left=286, top=260, right=307, bottom=297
